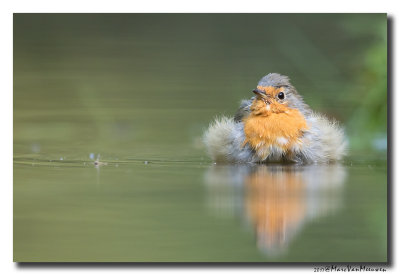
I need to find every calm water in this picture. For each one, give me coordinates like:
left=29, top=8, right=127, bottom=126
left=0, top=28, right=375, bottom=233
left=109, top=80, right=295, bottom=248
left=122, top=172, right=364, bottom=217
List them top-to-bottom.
left=13, top=14, right=387, bottom=262
left=13, top=157, right=387, bottom=262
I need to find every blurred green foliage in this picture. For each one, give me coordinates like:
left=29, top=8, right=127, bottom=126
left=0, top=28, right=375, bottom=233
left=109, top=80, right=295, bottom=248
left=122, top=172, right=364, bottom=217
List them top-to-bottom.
left=14, top=14, right=387, bottom=160
left=346, top=20, right=387, bottom=152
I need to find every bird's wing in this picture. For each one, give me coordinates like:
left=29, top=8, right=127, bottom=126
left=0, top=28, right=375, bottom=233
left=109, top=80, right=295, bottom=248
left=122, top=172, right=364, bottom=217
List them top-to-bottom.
left=234, top=98, right=254, bottom=122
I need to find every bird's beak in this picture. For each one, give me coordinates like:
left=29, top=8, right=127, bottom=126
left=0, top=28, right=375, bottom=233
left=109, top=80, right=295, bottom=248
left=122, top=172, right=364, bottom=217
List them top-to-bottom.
left=252, top=89, right=266, bottom=97
left=253, top=89, right=271, bottom=104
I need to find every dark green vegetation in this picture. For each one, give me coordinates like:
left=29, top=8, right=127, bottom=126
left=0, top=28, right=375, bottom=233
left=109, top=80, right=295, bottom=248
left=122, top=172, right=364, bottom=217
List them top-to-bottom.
left=14, top=14, right=387, bottom=262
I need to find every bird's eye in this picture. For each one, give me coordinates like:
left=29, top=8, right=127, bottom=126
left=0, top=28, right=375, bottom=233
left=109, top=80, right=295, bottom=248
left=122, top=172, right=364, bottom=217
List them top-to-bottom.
left=277, top=92, right=285, bottom=100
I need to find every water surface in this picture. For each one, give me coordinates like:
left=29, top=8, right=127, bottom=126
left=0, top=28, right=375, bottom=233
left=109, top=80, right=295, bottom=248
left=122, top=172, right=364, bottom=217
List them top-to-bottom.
left=14, top=156, right=387, bottom=262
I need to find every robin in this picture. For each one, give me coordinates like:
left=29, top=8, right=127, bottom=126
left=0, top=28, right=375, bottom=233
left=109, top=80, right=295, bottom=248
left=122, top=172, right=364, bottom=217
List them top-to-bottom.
left=204, top=73, right=347, bottom=163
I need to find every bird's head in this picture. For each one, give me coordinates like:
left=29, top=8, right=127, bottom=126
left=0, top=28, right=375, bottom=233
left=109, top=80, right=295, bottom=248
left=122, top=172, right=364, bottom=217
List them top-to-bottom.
left=249, top=73, right=310, bottom=116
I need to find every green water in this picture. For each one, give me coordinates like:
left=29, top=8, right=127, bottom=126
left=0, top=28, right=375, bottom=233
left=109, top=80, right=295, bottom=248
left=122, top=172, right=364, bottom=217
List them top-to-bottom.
left=13, top=14, right=387, bottom=262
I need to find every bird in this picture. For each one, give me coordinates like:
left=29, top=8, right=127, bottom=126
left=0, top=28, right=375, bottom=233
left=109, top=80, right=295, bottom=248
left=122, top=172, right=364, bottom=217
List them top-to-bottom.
left=203, top=73, right=347, bottom=163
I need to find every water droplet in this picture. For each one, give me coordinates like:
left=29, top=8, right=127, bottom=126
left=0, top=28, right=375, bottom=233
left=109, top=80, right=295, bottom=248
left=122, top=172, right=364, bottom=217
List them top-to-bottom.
left=31, top=143, right=41, bottom=153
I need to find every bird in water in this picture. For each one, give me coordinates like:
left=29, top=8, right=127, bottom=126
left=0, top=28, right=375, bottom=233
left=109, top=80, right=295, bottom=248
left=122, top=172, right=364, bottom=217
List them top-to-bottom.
left=203, top=73, right=347, bottom=163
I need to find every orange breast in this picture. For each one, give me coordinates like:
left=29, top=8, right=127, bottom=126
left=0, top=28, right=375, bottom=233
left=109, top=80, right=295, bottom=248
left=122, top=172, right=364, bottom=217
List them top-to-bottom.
left=243, top=109, right=308, bottom=158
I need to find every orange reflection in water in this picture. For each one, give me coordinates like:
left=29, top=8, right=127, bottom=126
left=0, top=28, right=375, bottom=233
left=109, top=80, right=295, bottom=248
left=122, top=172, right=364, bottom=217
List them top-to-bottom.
left=204, top=165, right=346, bottom=256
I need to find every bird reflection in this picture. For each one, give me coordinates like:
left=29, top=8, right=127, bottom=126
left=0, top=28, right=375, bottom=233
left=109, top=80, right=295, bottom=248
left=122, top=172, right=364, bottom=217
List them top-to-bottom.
left=204, top=164, right=347, bottom=256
